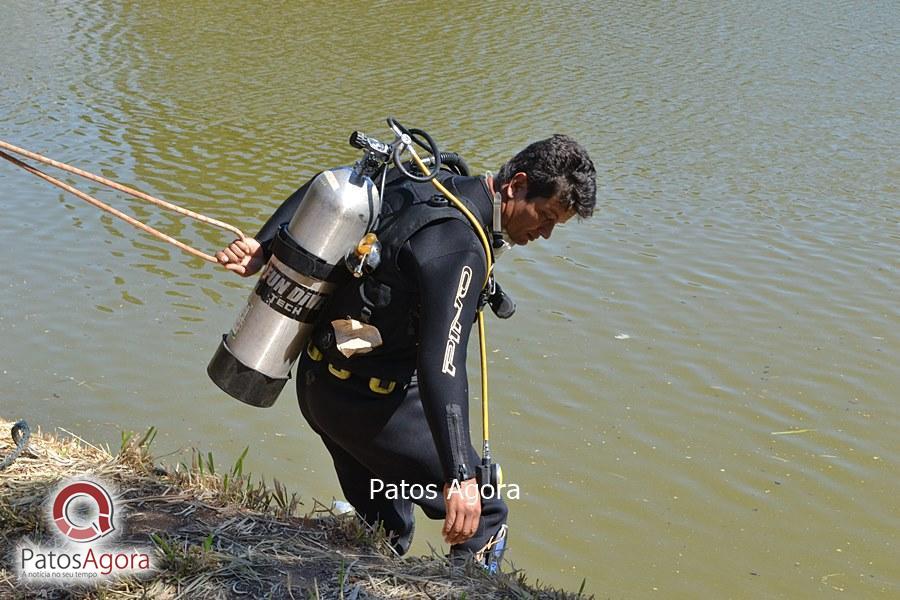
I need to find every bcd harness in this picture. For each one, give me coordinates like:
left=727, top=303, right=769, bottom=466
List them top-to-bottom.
left=307, top=169, right=498, bottom=391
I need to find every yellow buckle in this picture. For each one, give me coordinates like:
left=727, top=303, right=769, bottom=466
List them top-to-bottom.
left=307, top=342, right=323, bottom=362
left=328, top=364, right=351, bottom=380
left=369, top=378, right=396, bottom=395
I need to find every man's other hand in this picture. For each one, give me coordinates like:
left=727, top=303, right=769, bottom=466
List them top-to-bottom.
left=216, top=237, right=264, bottom=277
left=442, top=478, right=481, bottom=545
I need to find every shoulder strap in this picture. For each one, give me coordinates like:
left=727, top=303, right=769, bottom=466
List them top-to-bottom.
left=375, top=172, right=489, bottom=286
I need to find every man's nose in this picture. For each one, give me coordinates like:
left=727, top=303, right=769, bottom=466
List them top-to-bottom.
left=540, top=224, right=554, bottom=239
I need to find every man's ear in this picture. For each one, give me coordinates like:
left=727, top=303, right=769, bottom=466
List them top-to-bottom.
left=508, top=172, right=529, bottom=200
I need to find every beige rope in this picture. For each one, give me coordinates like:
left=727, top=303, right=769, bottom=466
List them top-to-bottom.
left=0, top=139, right=246, bottom=263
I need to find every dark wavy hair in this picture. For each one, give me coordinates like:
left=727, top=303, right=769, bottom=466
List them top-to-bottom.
left=496, top=134, right=596, bottom=218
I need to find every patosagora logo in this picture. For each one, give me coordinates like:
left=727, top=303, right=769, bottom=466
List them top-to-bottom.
left=14, top=477, right=154, bottom=585
left=52, top=480, right=116, bottom=542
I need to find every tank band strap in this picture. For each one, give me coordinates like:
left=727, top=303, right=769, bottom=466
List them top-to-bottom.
left=271, top=225, right=341, bottom=281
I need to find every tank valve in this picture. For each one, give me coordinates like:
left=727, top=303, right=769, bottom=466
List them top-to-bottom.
left=346, top=233, right=381, bottom=277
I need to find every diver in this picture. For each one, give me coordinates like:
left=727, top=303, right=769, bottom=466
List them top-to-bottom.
left=216, top=133, right=597, bottom=572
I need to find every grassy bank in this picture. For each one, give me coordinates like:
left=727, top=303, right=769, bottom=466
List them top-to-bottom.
left=0, top=419, right=591, bottom=599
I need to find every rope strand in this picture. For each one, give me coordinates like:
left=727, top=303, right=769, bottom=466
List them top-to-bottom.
left=0, top=139, right=246, bottom=263
left=0, top=420, right=31, bottom=472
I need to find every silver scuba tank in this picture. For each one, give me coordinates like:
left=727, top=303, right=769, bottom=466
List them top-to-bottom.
left=208, top=166, right=381, bottom=407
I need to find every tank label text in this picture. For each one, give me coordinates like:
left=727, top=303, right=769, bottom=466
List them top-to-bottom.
left=255, top=263, right=327, bottom=322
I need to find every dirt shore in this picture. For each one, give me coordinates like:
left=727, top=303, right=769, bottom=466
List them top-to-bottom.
left=0, top=419, right=590, bottom=599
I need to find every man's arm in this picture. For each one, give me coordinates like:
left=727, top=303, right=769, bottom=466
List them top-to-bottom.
left=216, top=177, right=317, bottom=276
left=404, top=218, right=487, bottom=545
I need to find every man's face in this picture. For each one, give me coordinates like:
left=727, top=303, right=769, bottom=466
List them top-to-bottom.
left=502, top=174, right=576, bottom=245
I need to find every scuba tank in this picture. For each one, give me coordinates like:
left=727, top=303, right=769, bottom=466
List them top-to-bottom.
left=207, top=129, right=399, bottom=408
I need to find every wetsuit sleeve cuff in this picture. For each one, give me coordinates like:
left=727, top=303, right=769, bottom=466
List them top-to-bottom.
left=446, top=463, right=475, bottom=484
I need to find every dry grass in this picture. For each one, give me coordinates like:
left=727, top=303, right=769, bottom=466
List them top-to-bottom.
left=0, top=419, right=592, bottom=599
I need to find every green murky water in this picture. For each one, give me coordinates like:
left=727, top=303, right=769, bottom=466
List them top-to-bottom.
left=1, top=1, right=897, bottom=596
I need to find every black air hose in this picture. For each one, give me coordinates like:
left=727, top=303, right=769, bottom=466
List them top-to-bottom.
left=414, top=152, right=471, bottom=177
left=437, top=152, right=471, bottom=176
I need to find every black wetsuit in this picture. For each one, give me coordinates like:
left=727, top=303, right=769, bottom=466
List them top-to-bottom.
left=255, top=170, right=508, bottom=556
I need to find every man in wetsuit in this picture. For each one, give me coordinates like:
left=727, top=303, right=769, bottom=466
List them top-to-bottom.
left=216, top=134, right=596, bottom=570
